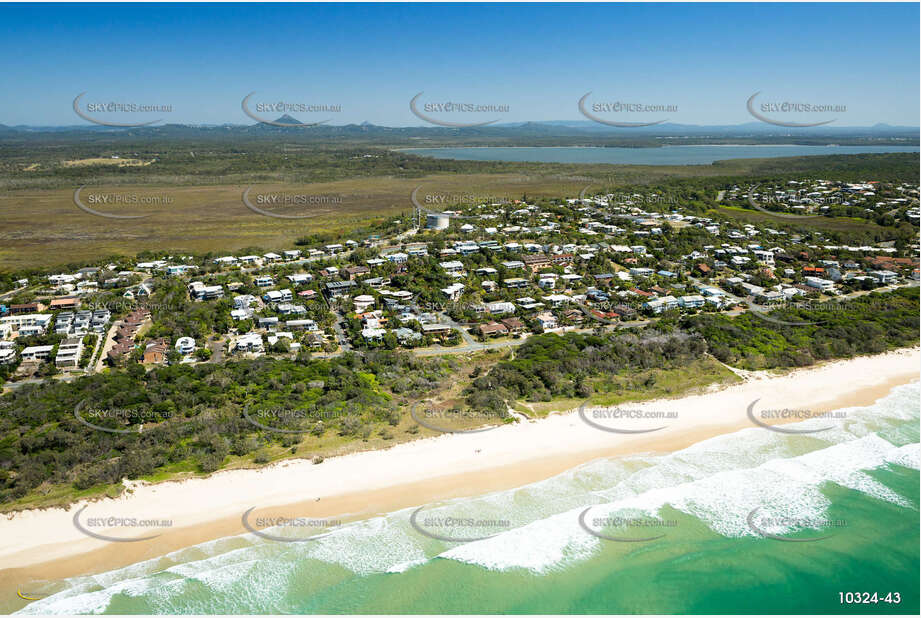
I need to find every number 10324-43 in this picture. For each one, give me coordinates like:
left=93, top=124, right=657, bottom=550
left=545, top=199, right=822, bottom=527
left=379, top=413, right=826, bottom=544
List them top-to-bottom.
left=839, top=592, right=900, bottom=604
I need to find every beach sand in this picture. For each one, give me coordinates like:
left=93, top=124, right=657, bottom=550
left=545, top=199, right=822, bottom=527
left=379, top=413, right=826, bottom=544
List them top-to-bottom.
left=1, top=348, right=918, bottom=600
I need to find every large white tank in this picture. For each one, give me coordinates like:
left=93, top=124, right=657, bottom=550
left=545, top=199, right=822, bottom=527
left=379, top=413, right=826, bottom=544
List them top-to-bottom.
left=425, top=213, right=450, bottom=230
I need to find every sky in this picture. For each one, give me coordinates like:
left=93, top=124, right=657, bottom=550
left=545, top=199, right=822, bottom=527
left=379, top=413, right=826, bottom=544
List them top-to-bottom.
left=1, top=2, right=919, bottom=127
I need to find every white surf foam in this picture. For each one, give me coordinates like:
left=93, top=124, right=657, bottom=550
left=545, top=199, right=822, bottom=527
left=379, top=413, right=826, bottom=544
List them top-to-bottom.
left=17, top=382, right=919, bottom=610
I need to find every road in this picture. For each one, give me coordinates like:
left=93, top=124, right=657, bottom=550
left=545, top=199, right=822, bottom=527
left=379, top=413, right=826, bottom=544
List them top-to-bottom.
left=0, top=285, right=28, bottom=302
left=436, top=312, right=478, bottom=345
left=410, top=315, right=653, bottom=357
left=92, top=320, right=120, bottom=373
left=412, top=334, right=529, bottom=357
left=206, top=338, right=225, bottom=364
left=3, top=374, right=78, bottom=391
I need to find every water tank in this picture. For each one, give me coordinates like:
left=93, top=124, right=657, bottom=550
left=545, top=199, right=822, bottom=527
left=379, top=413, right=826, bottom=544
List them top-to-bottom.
left=425, top=213, right=450, bottom=230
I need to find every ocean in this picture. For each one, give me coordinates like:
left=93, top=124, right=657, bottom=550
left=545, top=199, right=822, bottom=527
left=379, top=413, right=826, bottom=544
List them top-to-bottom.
left=397, top=145, right=921, bottom=165
left=15, top=382, right=920, bottom=615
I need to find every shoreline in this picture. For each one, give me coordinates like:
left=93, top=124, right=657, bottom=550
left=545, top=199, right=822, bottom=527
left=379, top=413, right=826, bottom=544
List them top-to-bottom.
left=394, top=144, right=829, bottom=150
left=1, top=348, right=918, bottom=602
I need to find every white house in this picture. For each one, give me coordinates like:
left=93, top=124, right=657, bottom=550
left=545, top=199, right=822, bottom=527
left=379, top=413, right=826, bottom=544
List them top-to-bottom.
left=753, top=249, right=775, bottom=265
left=439, top=260, right=465, bottom=274
left=869, top=270, right=897, bottom=284
left=287, top=273, right=313, bottom=286
left=804, top=276, right=835, bottom=292
left=189, top=282, right=223, bottom=300
left=441, top=283, right=465, bottom=300
left=233, top=294, right=258, bottom=310
left=543, top=294, right=570, bottom=308
left=353, top=295, right=376, bottom=312
left=678, top=295, right=705, bottom=308
left=486, top=301, right=516, bottom=315
left=535, top=312, right=558, bottom=330
left=1, top=313, right=53, bottom=334
left=361, top=327, right=386, bottom=340
left=234, top=333, right=264, bottom=353
left=175, top=337, right=195, bottom=355
left=55, top=338, right=83, bottom=368
left=0, top=341, right=16, bottom=364
left=21, top=345, right=54, bottom=361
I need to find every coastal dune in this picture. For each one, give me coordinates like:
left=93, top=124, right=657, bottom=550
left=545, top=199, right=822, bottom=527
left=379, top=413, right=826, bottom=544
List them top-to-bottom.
left=1, top=348, right=918, bottom=591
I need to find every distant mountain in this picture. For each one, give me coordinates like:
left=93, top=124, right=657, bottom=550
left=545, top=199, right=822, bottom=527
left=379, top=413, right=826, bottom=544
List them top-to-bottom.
left=274, top=114, right=302, bottom=125
left=1, top=119, right=916, bottom=146
left=9, top=120, right=918, bottom=134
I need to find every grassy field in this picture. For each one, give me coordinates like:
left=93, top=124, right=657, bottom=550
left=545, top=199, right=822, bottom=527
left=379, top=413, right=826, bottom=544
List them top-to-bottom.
left=1, top=149, right=916, bottom=270
left=1, top=170, right=910, bottom=271
left=0, top=173, right=594, bottom=269
left=709, top=204, right=887, bottom=235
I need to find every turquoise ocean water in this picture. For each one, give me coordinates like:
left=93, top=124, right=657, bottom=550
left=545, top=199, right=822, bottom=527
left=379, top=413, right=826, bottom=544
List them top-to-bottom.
left=14, top=382, right=920, bottom=615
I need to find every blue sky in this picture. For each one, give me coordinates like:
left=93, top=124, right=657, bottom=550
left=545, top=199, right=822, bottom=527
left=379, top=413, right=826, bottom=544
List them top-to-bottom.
left=1, top=2, right=918, bottom=126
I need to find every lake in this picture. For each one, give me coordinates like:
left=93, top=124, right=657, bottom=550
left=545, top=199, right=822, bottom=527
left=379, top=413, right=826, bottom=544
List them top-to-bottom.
left=398, top=145, right=920, bottom=165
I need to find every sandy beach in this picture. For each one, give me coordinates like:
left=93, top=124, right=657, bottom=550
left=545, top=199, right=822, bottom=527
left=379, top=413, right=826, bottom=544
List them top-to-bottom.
left=1, top=348, right=918, bottom=597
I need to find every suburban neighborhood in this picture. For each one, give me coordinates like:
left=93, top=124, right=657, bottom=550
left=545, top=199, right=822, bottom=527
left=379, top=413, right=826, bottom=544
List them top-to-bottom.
left=1, top=180, right=918, bottom=387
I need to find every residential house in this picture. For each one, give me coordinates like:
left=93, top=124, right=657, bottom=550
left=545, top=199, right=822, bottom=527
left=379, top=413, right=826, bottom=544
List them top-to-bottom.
left=869, top=270, right=898, bottom=284
left=804, top=276, right=836, bottom=292
left=678, top=295, right=705, bottom=308
left=535, top=312, right=558, bottom=331
left=479, top=322, right=509, bottom=337
left=142, top=339, right=170, bottom=364
left=21, top=345, right=54, bottom=362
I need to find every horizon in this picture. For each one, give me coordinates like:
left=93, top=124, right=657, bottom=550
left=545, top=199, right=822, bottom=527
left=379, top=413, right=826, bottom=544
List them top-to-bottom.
left=1, top=2, right=919, bottom=127
left=5, top=118, right=921, bottom=130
